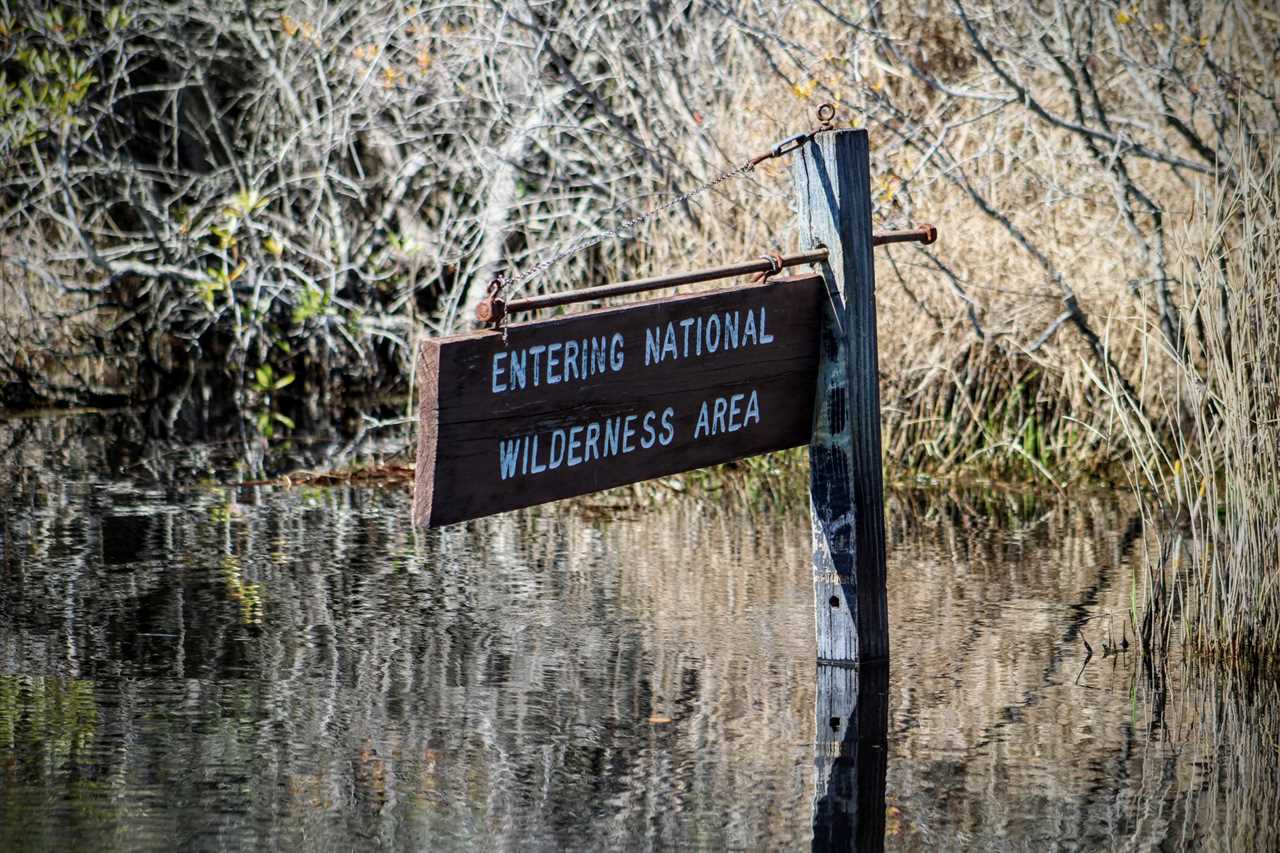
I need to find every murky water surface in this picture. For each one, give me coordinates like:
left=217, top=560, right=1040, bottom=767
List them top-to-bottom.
left=2, top=414, right=1277, bottom=851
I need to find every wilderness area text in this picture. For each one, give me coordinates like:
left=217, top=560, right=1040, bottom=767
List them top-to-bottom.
left=490, top=305, right=776, bottom=482
left=497, top=389, right=763, bottom=481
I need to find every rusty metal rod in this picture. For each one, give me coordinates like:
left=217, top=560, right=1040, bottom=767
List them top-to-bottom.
left=480, top=223, right=937, bottom=324
left=874, top=224, right=937, bottom=246
left=502, top=249, right=829, bottom=319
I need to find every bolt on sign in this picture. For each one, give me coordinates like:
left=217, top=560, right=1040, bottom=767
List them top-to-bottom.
left=414, top=274, right=824, bottom=528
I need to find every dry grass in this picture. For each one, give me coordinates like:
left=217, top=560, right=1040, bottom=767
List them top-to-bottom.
left=1099, top=141, right=1280, bottom=668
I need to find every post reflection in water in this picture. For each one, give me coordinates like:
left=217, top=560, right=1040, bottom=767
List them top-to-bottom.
left=2, top=417, right=1280, bottom=851
left=811, top=661, right=889, bottom=852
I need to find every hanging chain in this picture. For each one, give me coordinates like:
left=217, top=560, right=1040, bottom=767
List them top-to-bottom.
left=480, top=103, right=837, bottom=330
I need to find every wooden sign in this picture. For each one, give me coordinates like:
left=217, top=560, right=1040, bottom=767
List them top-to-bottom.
left=414, top=274, right=824, bottom=527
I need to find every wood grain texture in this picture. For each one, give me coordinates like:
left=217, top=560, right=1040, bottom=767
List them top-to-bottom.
left=792, top=129, right=890, bottom=664
left=414, top=274, right=824, bottom=528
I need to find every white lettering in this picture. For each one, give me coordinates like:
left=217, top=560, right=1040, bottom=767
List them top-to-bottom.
left=759, top=307, right=774, bottom=343
left=724, top=311, right=740, bottom=350
left=705, top=314, right=720, bottom=353
left=680, top=317, right=695, bottom=357
left=662, top=324, right=677, bottom=361
left=645, top=327, right=661, bottom=366
left=499, top=333, right=627, bottom=394
left=610, top=333, right=625, bottom=372
left=591, top=336, right=608, bottom=374
left=564, top=340, right=579, bottom=382
left=546, top=342, right=562, bottom=384
left=529, top=345, right=546, bottom=385
left=510, top=350, right=527, bottom=390
left=492, top=352, right=507, bottom=393
left=744, top=389, right=761, bottom=427
left=690, top=390, right=759, bottom=438
left=728, top=392, right=744, bottom=431
left=494, top=405, right=683, bottom=481
left=659, top=407, right=675, bottom=445
left=641, top=411, right=657, bottom=449
left=622, top=414, right=638, bottom=453
left=604, top=417, right=621, bottom=457
left=567, top=425, right=584, bottom=466
left=548, top=429, right=566, bottom=469
left=529, top=435, right=546, bottom=473
left=499, top=437, right=520, bottom=479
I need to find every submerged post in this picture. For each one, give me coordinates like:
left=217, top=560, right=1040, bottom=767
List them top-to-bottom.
left=792, top=128, right=889, bottom=663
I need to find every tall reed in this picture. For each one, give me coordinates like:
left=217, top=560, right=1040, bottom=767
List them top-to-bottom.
left=1104, top=142, right=1280, bottom=667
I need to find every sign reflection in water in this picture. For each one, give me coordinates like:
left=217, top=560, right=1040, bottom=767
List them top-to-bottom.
left=1, top=424, right=1278, bottom=850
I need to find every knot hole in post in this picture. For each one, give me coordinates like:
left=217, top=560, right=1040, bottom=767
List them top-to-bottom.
left=829, top=596, right=840, bottom=608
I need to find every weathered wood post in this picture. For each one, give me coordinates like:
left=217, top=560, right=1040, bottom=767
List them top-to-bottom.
left=793, top=128, right=889, bottom=662
left=793, top=129, right=890, bottom=850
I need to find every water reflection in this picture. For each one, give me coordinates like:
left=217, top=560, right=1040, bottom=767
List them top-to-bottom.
left=1, top=416, right=1278, bottom=850
left=811, top=662, right=888, bottom=852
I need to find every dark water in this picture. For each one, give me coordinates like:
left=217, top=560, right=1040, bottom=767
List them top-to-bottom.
left=1, top=414, right=1277, bottom=851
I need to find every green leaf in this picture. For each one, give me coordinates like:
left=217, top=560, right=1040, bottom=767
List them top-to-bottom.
left=105, top=6, right=130, bottom=30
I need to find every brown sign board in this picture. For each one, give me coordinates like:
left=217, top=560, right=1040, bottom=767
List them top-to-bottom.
left=414, top=273, right=824, bottom=528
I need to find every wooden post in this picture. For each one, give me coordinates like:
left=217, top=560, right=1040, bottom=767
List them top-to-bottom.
left=792, top=128, right=889, bottom=663
left=795, top=129, right=891, bottom=850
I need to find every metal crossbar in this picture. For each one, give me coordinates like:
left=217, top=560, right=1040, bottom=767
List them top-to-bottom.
left=476, top=224, right=936, bottom=325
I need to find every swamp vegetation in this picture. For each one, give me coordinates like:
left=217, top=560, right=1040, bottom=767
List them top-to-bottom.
left=6, top=0, right=1275, bottom=667
left=0, top=7, right=1279, bottom=838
